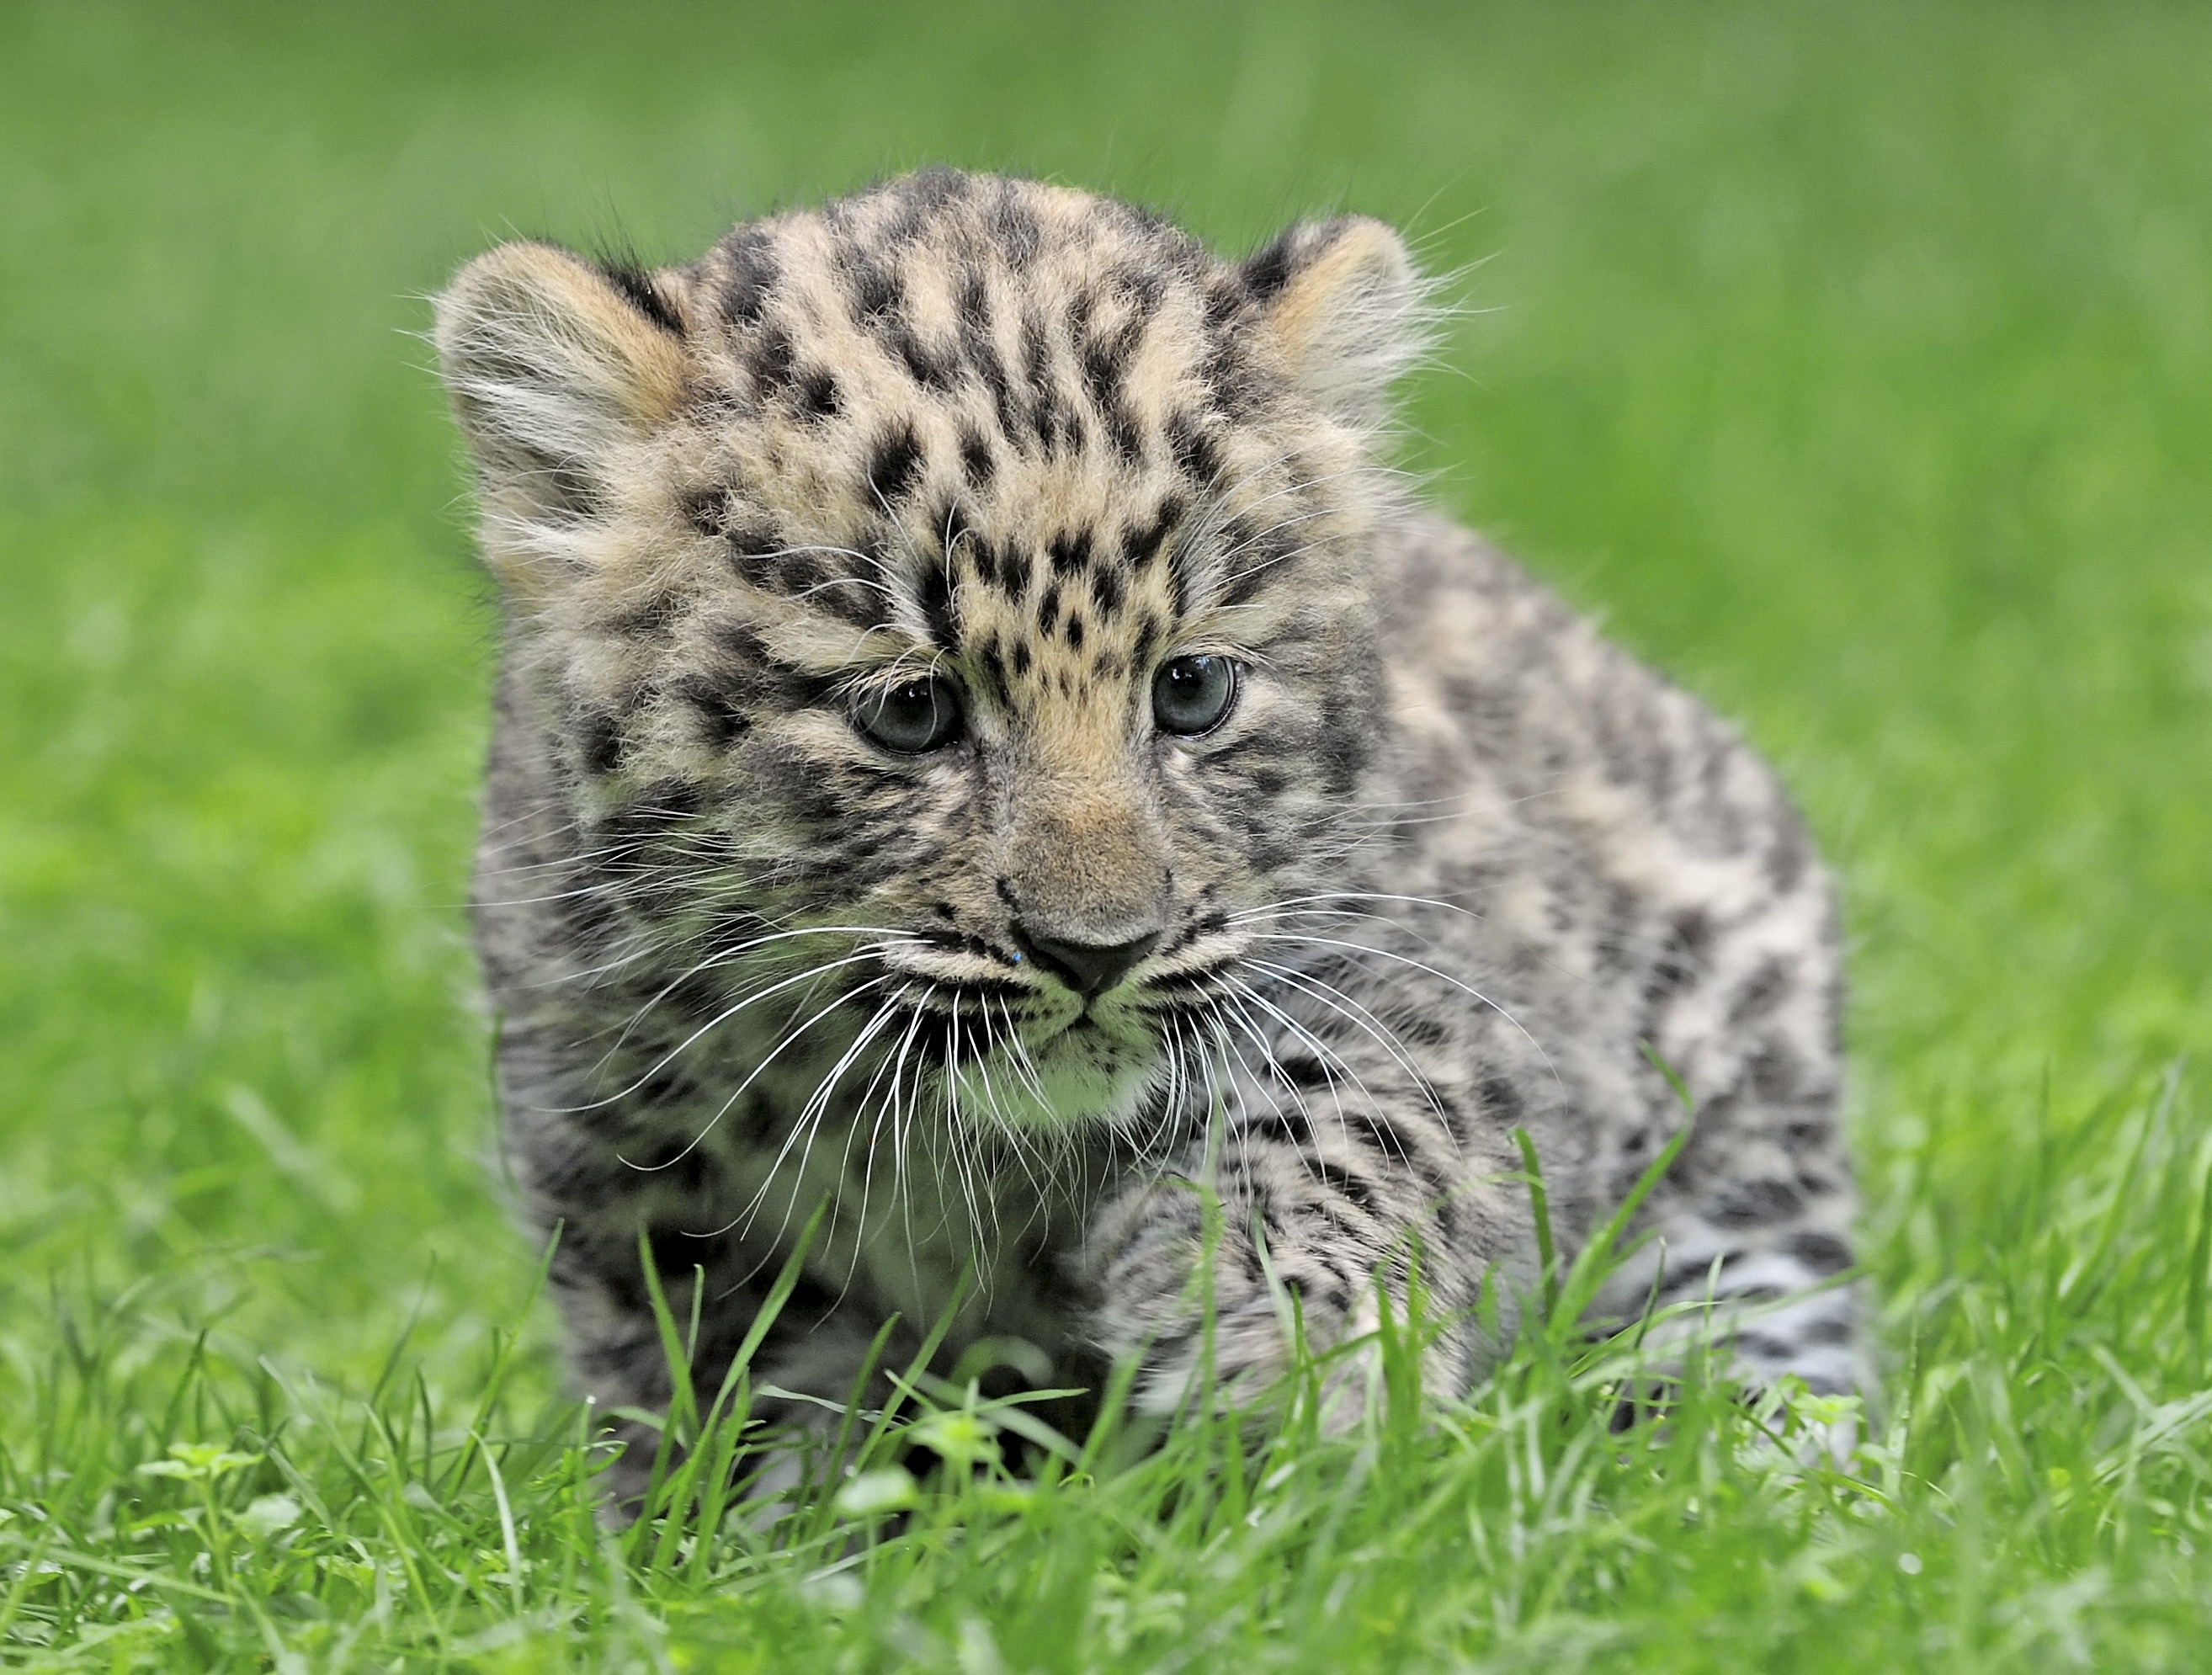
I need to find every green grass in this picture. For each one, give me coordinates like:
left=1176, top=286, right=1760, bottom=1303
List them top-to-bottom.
left=3, top=1, right=2210, bottom=1667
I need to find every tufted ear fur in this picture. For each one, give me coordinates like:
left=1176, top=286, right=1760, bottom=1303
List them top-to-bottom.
left=1242, top=216, right=1426, bottom=432
left=432, top=242, right=690, bottom=541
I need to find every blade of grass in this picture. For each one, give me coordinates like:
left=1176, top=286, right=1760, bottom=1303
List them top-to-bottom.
left=1510, top=1128, right=1559, bottom=1320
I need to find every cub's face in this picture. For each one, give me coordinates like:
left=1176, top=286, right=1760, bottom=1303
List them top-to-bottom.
left=439, top=173, right=1422, bottom=1130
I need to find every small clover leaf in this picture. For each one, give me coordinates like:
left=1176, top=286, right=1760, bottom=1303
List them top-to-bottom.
left=136, top=1444, right=262, bottom=1481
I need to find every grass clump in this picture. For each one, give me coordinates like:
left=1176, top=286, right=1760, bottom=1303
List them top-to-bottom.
left=8, top=1074, right=2209, bottom=1669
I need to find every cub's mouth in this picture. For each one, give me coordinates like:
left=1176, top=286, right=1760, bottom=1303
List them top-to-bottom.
left=864, top=923, right=1248, bottom=1133
left=928, top=992, right=1173, bottom=1134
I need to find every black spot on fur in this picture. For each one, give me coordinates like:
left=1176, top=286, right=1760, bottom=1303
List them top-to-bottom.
left=901, top=165, right=970, bottom=215
left=987, top=188, right=1042, bottom=268
left=719, top=230, right=777, bottom=324
left=1241, top=232, right=1296, bottom=300
left=848, top=255, right=901, bottom=322
left=597, top=261, right=683, bottom=336
left=1116, top=261, right=1169, bottom=318
left=955, top=263, right=992, bottom=332
left=1203, top=274, right=1247, bottom=331
left=957, top=282, right=1022, bottom=443
left=1021, top=311, right=1061, bottom=447
left=1078, top=316, right=1146, bottom=460
left=1080, top=318, right=1140, bottom=407
left=750, top=326, right=796, bottom=396
left=893, top=327, right=957, bottom=391
left=1201, top=339, right=1263, bottom=421
left=795, top=369, right=841, bottom=420
left=1031, top=395, right=1069, bottom=457
left=1103, top=406, right=1145, bottom=462
left=1164, top=411, right=1222, bottom=487
left=865, top=424, right=924, bottom=507
left=959, top=426, right=996, bottom=485
left=679, top=487, right=726, bottom=538
left=1124, top=498, right=1183, bottom=569
left=717, top=513, right=787, bottom=582
left=1220, top=524, right=1296, bottom=608
left=1048, top=529, right=1092, bottom=577
left=967, top=535, right=1002, bottom=592
left=1164, top=547, right=1197, bottom=620
left=917, top=560, right=959, bottom=651
left=1091, top=560, right=1125, bottom=617
left=805, top=562, right=890, bottom=630
left=603, top=590, right=684, bottom=638
left=1065, top=612, right=1084, bottom=650
left=1129, top=613, right=1160, bottom=674
left=712, top=622, right=829, bottom=705
left=973, top=635, right=1009, bottom=705
left=1010, top=640, right=1033, bottom=679
left=677, top=678, right=751, bottom=749
left=1316, top=701, right=1372, bottom=796
left=576, top=709, right=625, bottom=776
left=603, top=778, right=703, bottom=832
left=1672, top=909, right=1715, bottom=966
left=1642, top=924, right=1699, bottom=1009
left=1727, top=958, right=1793, bottom=1025
left=1396, top=1015, right=1449, bottom=1048
left=1746, top=1045, right=1804, bottom=1103
left=1478, top=1075, right=1522, bottom=1123
left=1242, top=1108, right=1313, bottom=1149
left=1783, top=1114, right=1836, bottom=1156
left=1309, top=1158, right=1380, bottom=1215
left=1711, top=1178, right=1805, bottom=1230
left=644, top=1220, right=729, bottom=1278
left=1786, top=1230, right=1855, bottom=1274
left=1736, top=1332, right=1800, bottom=1362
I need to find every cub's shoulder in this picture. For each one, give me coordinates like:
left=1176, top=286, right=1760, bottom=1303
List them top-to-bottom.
left=1376, top=510, right=1820, bottom=872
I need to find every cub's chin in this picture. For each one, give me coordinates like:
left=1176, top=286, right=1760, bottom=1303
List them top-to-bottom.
left=944, top=1002, right=1169, bottom=1134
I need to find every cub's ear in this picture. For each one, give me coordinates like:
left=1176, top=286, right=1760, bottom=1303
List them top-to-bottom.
left=1242, top=216, right=1426, bottom=431
left=432, top=242, right=689, bottom=531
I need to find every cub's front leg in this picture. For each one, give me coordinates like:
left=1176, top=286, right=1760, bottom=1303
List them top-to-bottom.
left=1082, top=1064, right=1514, bottom=1418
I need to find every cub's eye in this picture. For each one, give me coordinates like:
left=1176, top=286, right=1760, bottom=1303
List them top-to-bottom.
left=1151, top=654, right=1240, bottom=737
left=853, top=674, right=964, bottom=754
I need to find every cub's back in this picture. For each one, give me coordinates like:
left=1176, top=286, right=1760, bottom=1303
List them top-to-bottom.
left=1371, top=512, right=1853, bottom=1377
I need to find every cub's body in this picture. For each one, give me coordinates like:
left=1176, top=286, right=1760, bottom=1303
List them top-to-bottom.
left=439, top=170, right=1859, bottom=1506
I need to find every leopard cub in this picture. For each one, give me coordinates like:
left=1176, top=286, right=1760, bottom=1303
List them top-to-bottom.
left=435, top=169, right=1862, bottom=1505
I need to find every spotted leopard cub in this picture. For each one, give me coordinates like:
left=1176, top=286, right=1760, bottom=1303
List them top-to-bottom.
left=435, top=169, right=1862, bottom=1507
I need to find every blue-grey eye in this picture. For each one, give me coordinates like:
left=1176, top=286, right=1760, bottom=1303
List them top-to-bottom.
left=1152, top=655, right=1239, bottom=736
left=854, top=674, right=963, bottom=753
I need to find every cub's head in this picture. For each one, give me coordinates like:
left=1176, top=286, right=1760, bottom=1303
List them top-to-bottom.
left=437, top=170, right=1426, bottom=1132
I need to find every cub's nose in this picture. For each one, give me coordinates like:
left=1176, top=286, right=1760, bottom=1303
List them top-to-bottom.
left=1013, top=926, right=1162, bottom=999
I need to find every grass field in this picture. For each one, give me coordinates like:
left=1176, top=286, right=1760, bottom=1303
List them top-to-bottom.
left=3, top=2, right=2209, bottom=1667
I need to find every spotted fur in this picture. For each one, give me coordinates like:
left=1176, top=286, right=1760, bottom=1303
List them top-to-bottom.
left=434, top=170, right=1863, bottom=1508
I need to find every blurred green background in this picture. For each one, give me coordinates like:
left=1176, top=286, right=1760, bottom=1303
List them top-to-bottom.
left=1, top=2, right=2208, bottom=1656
